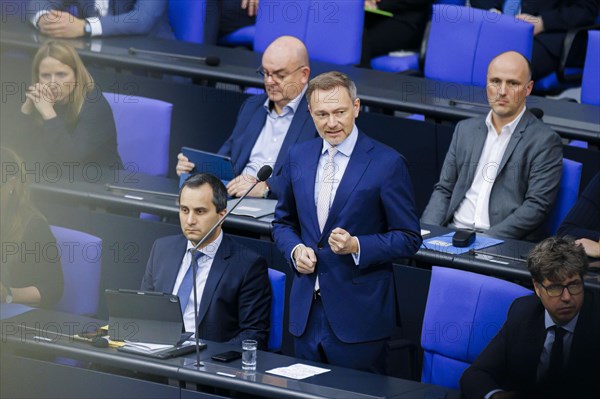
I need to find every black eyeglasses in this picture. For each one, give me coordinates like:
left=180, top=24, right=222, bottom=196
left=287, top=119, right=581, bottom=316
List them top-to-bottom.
left=256, top=65, right=305, bottom=84
left=538, top=281, right=583, bottom=297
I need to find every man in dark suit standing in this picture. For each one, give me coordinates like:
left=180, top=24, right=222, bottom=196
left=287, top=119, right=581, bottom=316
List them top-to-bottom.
left=29, top=0, right=173, bottom=39
left=471, top=0, right=600, bottom=80
left=177, top=36, right=318, bottom=199
left=421, top=51, right=562, bottom=240
left=272, top=71, right=422, bottom=372
left=141, top=173, right=272, bottom=349
left=461, top=237, right=600, bottom=398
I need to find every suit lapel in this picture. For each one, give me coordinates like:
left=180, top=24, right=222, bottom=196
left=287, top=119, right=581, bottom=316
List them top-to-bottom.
left=274, top=97, right=312, bottom=174
left=234, top=104, right=268, bottom=175
left=497, top=112, right=529, bottom=175
left=466, top=121, right=488, bottom=187
left=321, top=133, right=372, bottom=236
left=302, top=140, right=323, bottom=237
left=196, top=236, right=232, bottom=324
left=164, top=238, right=188, bottom=294
left=520, top=301, right=548, bottom=381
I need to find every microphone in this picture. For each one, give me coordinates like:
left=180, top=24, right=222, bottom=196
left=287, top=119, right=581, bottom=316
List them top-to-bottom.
left=128, top=47, right=221, bottom=67
left=529, top=108, right=544, bottom=120
left=188, top=165, right=273, bottom=367
left=468, top=248, right=527, bottom=263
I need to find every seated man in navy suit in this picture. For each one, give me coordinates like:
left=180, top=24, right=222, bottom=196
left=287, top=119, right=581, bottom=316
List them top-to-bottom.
left=28, top=0, right=172, bottom=39
left=176, top=36, right=318, bottom=199
left=273, top=71, right=422, bottom=372
left=141, top=173, right=272, bottom=349
left=461, top=237, right=600, bottom=399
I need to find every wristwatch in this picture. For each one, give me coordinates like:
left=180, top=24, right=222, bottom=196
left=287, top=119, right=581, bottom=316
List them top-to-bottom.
left=83, top=20, right=92, bottom=37
left=262, top=182, right=271, bottom=199
left=5, top=286, right=13, bottom=304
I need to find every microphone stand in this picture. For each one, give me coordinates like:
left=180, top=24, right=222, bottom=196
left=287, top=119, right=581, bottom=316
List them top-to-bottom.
left=128, top=47, right=213, bottom=63
left=188, top=173, right=271, bottom=368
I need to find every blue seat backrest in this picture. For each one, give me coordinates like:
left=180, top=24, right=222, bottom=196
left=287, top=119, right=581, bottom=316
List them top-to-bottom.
left=168, top=0, right=206, bottom=43
left=254, top=0, right=364, bottom=65
left=425, top=5, right=533, bottom=86
left=581, top=30, right=600, bottom=106
left=103, top=93, right=173, bottom=177
left=547, top=158, right=583, bottom=235
left=50, top=226, right=103, bottom=316
left=421, top=266, right=532, bottom=389
left=268, top=268, right=286, bottom=352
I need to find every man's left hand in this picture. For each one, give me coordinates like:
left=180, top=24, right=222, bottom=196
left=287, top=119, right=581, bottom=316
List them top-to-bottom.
left=38, top=10, right=85, bottom=38
left=516, top=13, right=544, bottom=35
left=226, top=175, right=267, bottom=198
left=328, top=227, right=358, bottom=255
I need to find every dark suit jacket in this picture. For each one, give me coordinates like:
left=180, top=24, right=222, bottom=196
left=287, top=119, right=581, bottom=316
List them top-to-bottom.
left=31, top=0, right=173, bottom=38
left=218, top=94, right=317, bottom=199
left=421, top=110, right=563, bottom=241
left=272, top=132, right=422, bottom=343
left=557, top=171, right=600, bottom=241
left=140, top=234, right=272, bottom=349
left=460, top=291, right=600, bottom=399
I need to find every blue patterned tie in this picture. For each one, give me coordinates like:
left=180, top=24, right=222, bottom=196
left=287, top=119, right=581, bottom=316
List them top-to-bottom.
left=502, top=0, right=521, bottom=16
left=177, top=250, right=203, bottom=313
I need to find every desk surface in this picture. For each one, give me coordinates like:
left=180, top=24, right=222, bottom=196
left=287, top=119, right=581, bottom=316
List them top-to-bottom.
left=1, top=16, right=598, bottom=142
left=30, top=173, right=600, bottom=291
left=1, top=308, right=458, bottom=399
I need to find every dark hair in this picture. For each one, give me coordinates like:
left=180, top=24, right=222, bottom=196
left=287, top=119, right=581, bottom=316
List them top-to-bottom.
left=306, top=71, right=357, bottom=104
left=179, top=173, right=227, bottom=213
left=527, top=237, right=589, bottom=283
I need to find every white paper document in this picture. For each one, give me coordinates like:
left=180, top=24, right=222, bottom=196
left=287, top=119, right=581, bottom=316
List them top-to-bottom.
left=266, top=363, right=330, bottom=380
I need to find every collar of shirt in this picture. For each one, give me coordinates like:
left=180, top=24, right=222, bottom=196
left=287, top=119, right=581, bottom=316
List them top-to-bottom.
left=264, top=85, right=308, bottom=117
left=485, top=106, right=527, bottom=136
left=320, top=125, right=359, bottom=157
left=186, top=230, right=223, bottom=260
left=544, top=309, right=579, bottom=334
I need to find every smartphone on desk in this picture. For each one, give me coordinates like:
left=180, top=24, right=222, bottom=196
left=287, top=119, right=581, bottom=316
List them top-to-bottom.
left=211, top=350, right=242, bottom=362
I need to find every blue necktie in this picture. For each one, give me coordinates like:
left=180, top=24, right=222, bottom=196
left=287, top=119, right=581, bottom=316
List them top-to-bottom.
left=502, top=0, right=521, bottom=16
left=177, top=250, right=203, bottom=313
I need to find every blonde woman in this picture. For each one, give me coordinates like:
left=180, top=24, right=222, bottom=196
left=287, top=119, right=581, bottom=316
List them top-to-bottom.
left=19, top=40, right=121, bottom=168
left=1, top=147, right=64, bottom=306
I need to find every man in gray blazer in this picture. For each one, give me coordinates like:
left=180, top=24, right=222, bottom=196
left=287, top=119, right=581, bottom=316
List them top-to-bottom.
left=421, top=51, right=562, bottom=241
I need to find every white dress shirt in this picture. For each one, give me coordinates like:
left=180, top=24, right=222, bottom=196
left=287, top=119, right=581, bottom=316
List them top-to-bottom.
left=242, top=86, right=307, bottom=178
left=453, top=107, right=526, bottom=231
left=172, top=231, right=223, bottom=333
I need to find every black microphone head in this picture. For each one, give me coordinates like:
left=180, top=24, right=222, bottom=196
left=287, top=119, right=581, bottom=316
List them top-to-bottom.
left=205, top=56, right=220, bottom=67
left=530, top=108, right=544, bottom=119
left=257, top=165, right=273, bottom=182
left=91, top=336, right=109, bottom=348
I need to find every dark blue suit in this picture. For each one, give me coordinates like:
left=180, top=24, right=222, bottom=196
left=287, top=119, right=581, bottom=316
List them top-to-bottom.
left=31, top=0, right=173, bottom=38
left=218, top=94, right=317, bottom=199
left=273, top=131, right=422, bottom=367
left=140, top=234, right=272, bottom=349
left=461, top=291, right=600, bottom=399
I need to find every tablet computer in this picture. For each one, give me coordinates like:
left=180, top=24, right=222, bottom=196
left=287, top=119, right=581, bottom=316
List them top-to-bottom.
left=180, top=147, right=235, bottom=186
left=105, top=289, right=190, bottom=345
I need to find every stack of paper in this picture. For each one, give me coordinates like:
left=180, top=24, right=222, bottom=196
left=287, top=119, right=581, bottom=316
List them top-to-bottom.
left=266, top=363, right=330, bottom=380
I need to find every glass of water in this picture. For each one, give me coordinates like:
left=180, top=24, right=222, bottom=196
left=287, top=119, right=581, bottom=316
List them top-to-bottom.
left=242, top=339, right=257, bottom=371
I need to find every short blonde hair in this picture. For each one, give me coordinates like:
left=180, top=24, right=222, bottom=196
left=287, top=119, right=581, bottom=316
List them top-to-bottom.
left=306, top=71, right=357, bottom=104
